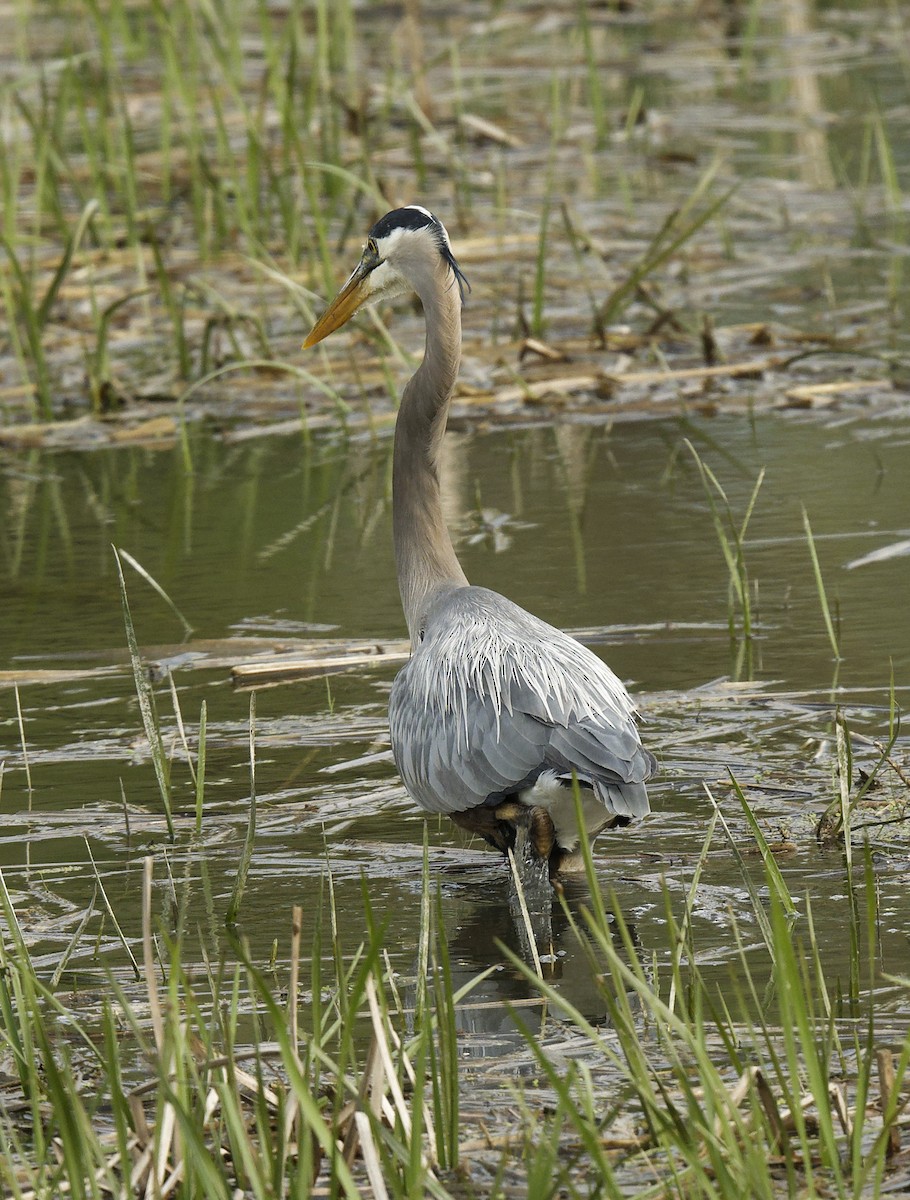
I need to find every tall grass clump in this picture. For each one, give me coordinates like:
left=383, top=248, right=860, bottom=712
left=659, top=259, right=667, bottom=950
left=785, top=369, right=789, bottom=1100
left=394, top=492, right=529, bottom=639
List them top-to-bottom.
left=0, top=0, right=377, bottom=411
left=594, top=161, right=735, bottom=338
left=0, top=199, right=100, bottom=418
left=685, top=439, right=765, bottom=656
left=502, top=790, right=910, bottom=1199
left=1, top=801, right=907, bottom=1196
left=0, top=851, right=488, bottom=1198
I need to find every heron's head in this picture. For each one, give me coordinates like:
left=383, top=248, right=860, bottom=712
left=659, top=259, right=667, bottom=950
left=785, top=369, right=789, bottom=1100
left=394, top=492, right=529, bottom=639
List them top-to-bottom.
left=304, top=205, right=469, bottom=348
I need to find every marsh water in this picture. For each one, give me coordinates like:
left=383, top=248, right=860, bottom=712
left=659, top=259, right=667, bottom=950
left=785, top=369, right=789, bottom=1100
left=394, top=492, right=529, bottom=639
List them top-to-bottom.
left=1, top=0, right=910, bottom=1074
left=2, top=408, right=909, bottom=1050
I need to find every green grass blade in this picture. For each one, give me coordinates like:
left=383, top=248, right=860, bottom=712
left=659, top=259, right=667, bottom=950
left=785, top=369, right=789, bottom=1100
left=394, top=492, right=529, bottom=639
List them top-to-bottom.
left=598, top=171, right=737, bottom=327
left=36, top=198, right=100, bottom=328
left=801, top=505, right=842, bottom=660
left=112, top=546, right=174, bottom=839
left=116, top=548, right=193, bottom=639
left=226, top=691, right=257, bottom=926
left=195, top=699, right=207, bottom=837
left=729, top=771, right=797, bottom=916
left=704, top=783, right=777, bottom=954
left=84, top=838, right=141, bottom=980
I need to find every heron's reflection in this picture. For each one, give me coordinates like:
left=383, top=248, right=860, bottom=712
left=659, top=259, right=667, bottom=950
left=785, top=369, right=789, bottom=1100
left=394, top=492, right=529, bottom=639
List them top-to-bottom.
left=436, top=862, right=646, bottom=1059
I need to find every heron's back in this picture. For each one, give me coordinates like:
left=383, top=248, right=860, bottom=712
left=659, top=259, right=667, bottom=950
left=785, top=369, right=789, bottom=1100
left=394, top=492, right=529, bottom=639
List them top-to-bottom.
left=389, top=586, right=655, bottom=825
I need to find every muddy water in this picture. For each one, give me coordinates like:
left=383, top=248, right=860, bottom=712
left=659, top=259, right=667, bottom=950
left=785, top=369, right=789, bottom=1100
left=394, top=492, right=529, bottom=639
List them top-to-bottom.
left=1, top=411, right=908, bottom=1046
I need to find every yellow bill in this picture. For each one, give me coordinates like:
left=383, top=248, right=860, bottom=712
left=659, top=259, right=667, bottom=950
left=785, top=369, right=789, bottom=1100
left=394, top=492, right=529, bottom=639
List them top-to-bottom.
left=303, top=269, right=370, bottom=348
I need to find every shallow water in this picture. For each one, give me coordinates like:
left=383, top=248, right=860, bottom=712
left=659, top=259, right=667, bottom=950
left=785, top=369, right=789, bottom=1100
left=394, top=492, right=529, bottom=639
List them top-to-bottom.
left=1, top=0, right=910, bottom=1073
left=1, top=411, right=908, bottom=1050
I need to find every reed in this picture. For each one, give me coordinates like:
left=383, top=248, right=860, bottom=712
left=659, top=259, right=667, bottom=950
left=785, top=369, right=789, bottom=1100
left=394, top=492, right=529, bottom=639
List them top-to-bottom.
left=595, top=162, right=735, bottom=336
left=685, top=439, right=764, bottom=645
left=801, top=505, right=842, bottom=662
left=113, top=546, right=175, bottom=839
left=226, top=692, right=258, bottom=926
left=502, top=793, right=910, bottom=1199
left=0, top=803, right=907, bottom=1197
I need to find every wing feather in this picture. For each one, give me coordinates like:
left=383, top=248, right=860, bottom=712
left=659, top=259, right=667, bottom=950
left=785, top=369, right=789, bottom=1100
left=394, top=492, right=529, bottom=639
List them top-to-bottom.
left=389, top=586, right=654, bottom=819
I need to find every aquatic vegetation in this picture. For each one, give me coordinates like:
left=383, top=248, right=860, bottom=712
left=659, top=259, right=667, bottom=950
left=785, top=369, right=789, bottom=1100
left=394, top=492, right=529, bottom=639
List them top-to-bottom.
left=0, top=0, right=908, bottom=1194
left=0, top=0, right=907, bottom=435
left=685, top=439, right=765, bottom=651
left=1, top=813, right=909, bottom=1196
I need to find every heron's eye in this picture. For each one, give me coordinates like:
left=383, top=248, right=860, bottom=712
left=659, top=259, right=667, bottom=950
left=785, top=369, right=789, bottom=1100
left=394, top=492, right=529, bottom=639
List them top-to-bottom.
left=366, top=238, right=379, bottom=258
left=419, top=629, right=425, bottom=642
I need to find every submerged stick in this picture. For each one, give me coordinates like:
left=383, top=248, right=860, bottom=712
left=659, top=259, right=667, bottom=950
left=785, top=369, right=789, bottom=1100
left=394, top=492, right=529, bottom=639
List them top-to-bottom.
left=231, top=646, right=410, bottom=687
left=507, top=848, right=544, bottom=982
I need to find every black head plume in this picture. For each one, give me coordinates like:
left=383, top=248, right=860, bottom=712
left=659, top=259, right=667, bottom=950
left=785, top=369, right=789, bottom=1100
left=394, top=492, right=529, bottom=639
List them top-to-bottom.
left=368, top=206, right=471, bottom=304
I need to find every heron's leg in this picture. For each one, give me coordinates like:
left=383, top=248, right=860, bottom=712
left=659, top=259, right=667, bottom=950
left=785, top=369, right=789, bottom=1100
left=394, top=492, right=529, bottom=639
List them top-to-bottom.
left=494, top=801, right=556, bottom=862
left=451, top=804, right=515, bottom=854
left=528, top=806, right=556, bottom=860
left=548, top=812, right=628, bottom=878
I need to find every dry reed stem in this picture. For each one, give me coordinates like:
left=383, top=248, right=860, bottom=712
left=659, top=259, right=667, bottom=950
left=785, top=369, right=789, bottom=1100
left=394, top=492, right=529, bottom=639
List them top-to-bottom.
left=459, top=112, right=523, bottom=148
left=467, top=356, right=781, bottom=409
left=785, top=380, right=889, bottom=405
left=231, top=647, right=411, bottom=686
left=0, top=667, right=123, bottom=687
left=507, top=848, right=544, bottom=982
left=139, top=855, right=182, bottom=1197
left=365, top=974, right=412, bottom=1140
left=379, top=1011, right=439, bottom=1167
left=342, top=1036, right=385, bottom=1166
left=231, top=1065, right=281, bottom=1108
left=753, top=1071, right=786, bottom=1148
left=829, top=1081, right=852, bottom=1139
left=353, top=1111, right=391, bottom=1200
left=17, top=1138, right=145, bottom=1200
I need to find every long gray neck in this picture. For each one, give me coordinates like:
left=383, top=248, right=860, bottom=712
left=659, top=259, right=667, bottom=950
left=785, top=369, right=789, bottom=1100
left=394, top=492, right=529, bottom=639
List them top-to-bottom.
left=393, top=260, right=468, bottom=644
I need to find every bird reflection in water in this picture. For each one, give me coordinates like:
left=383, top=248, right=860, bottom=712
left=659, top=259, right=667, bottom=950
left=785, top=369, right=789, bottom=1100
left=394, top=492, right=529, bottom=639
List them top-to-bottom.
left=433, top=857, right=647, bottom=1058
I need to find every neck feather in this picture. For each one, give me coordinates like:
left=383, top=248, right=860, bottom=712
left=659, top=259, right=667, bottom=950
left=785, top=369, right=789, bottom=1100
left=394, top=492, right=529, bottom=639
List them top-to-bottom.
left=393, top=260, right=468, bottom=643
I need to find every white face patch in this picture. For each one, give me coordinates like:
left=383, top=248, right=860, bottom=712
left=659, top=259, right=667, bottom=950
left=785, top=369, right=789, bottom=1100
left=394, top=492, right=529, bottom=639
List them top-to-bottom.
left=371, top=220, right=448, bottom=269
left=372, top=224, right=409, bottom=260
left=364, top=257, right=410, bottom=305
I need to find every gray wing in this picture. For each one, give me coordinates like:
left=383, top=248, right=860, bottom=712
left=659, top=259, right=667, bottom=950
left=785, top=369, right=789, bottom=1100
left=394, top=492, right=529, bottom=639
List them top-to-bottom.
left=388, top=586, right=654, bottom=820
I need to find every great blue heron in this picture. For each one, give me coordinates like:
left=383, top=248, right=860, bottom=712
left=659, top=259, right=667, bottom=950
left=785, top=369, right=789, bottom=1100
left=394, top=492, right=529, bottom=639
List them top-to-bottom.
left=305, top=205, right=656, bottom=877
